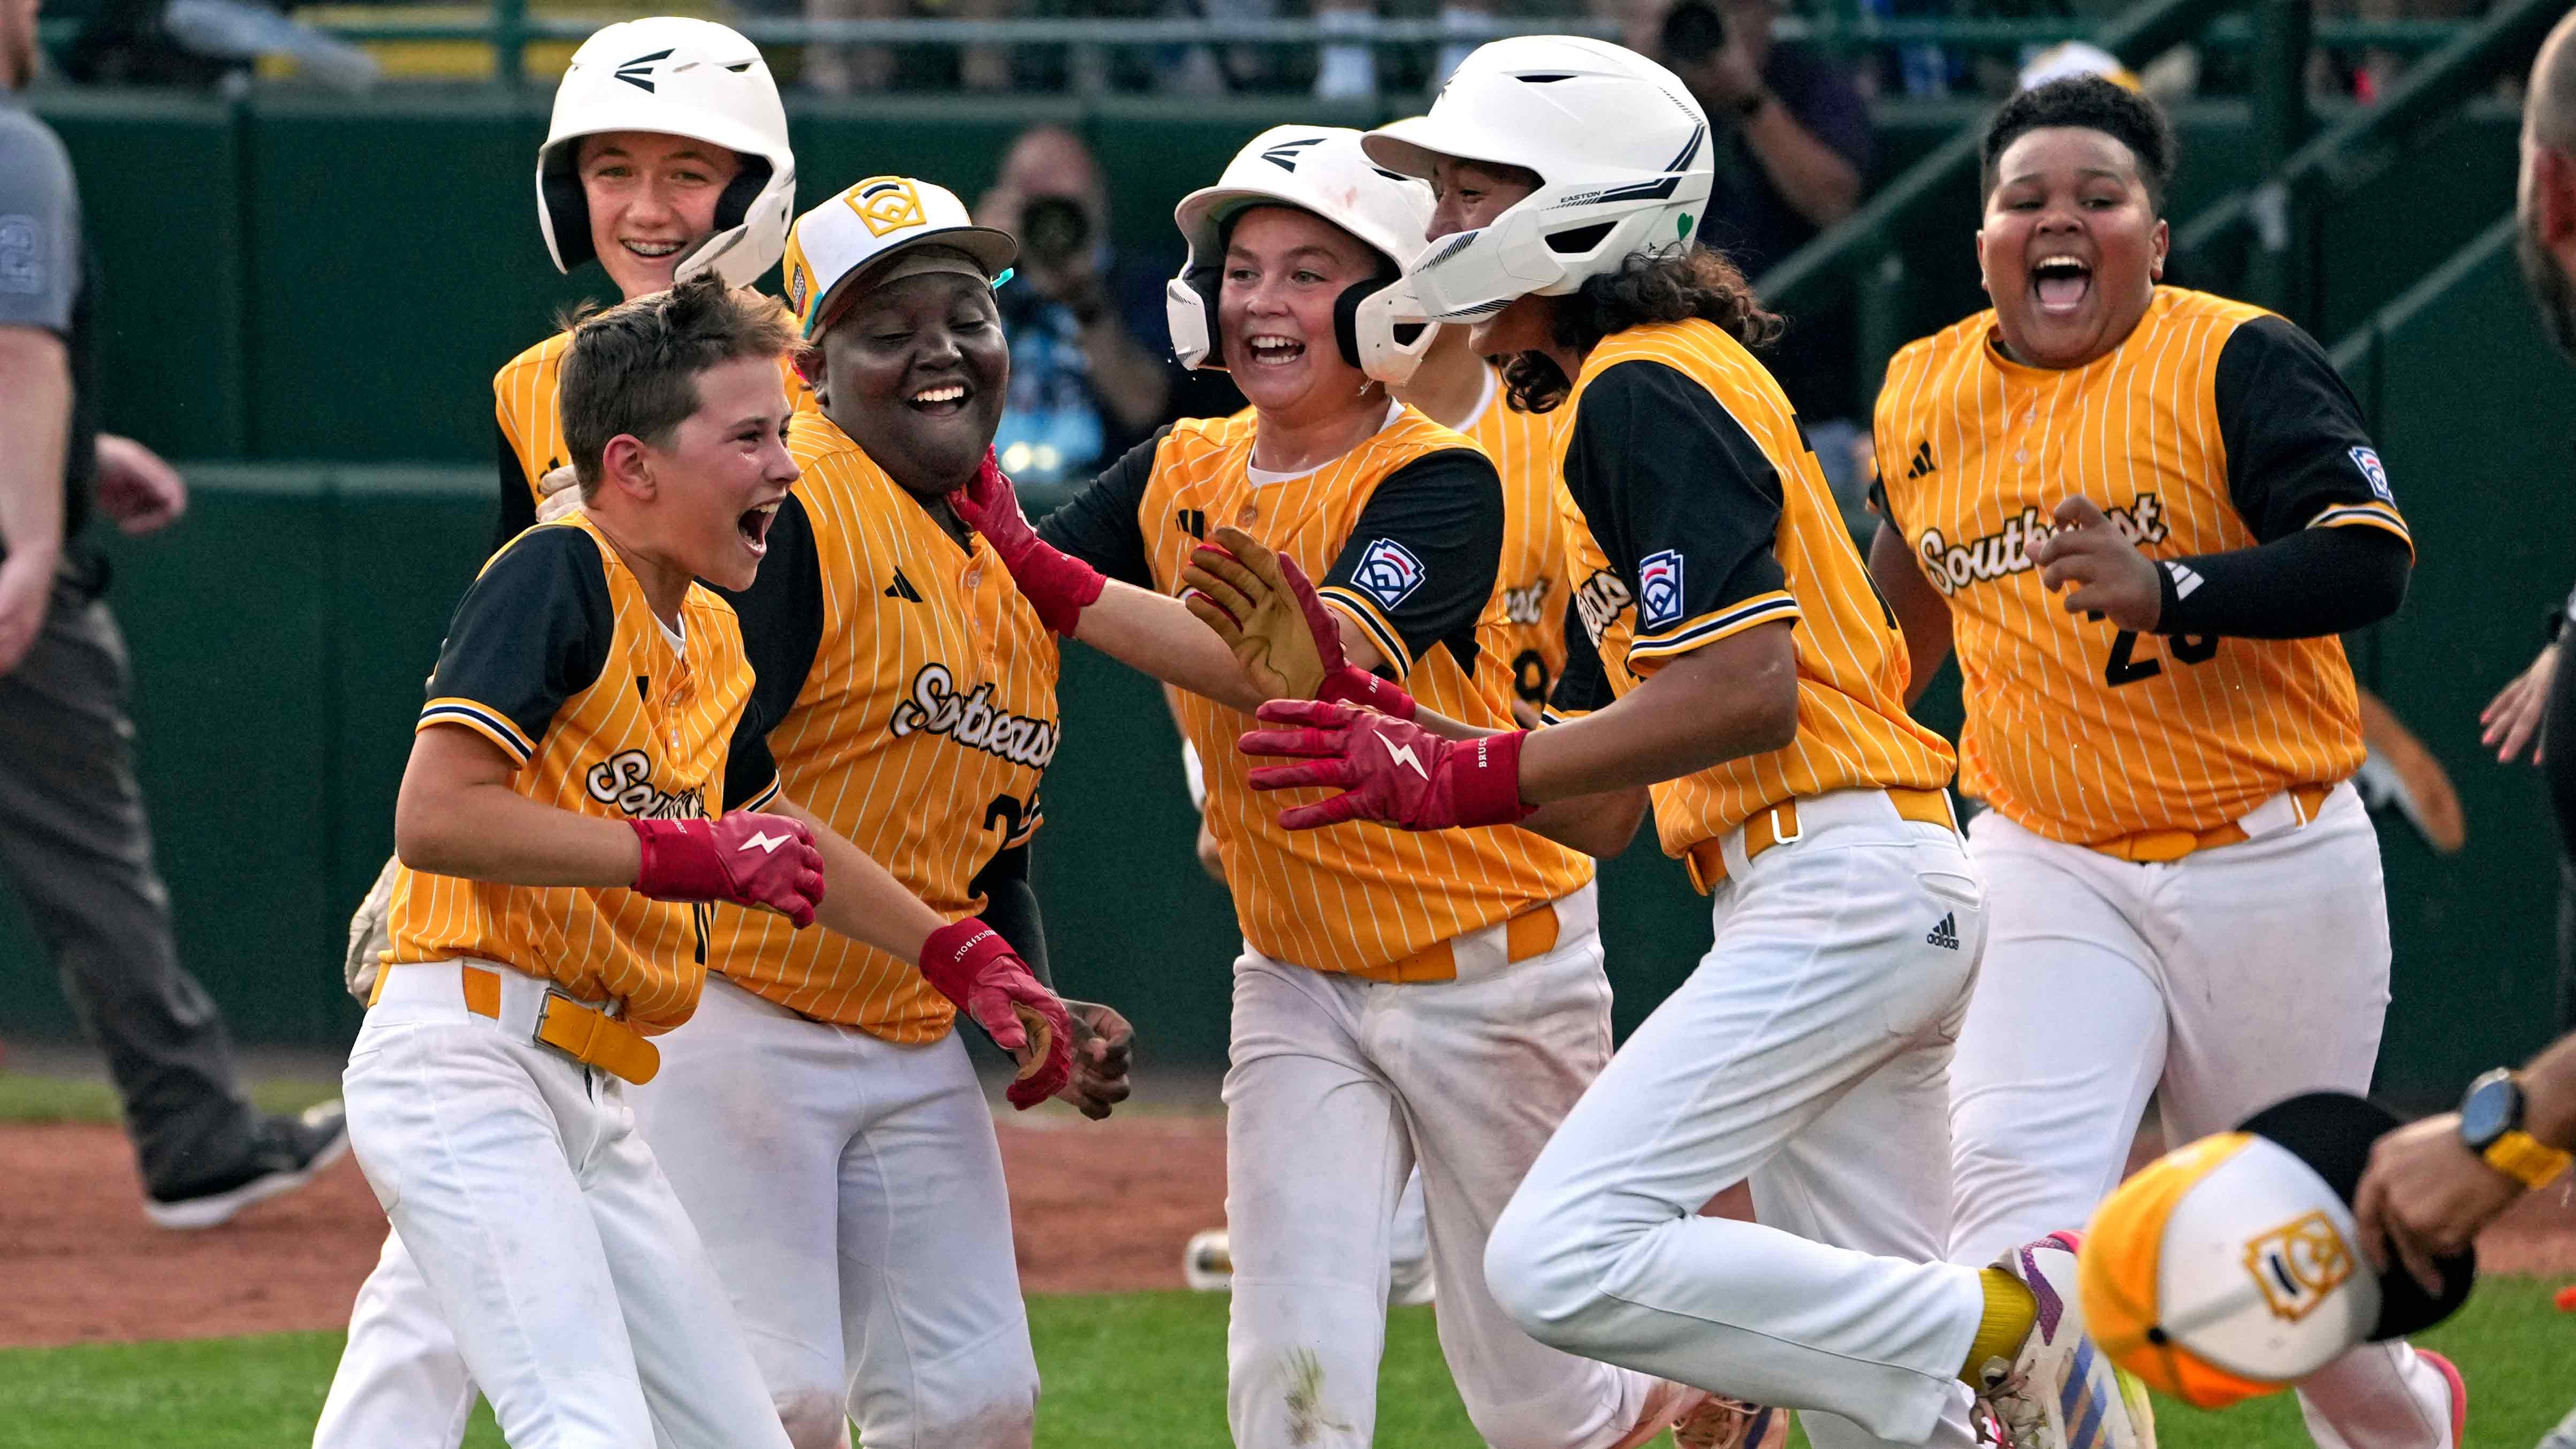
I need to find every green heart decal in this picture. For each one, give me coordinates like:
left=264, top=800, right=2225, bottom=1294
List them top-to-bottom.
left=1677, top=212, right=1696, bottom=239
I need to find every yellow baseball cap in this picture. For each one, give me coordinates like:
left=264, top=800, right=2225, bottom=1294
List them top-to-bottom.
left=782, top=176, right=1018, bottom=338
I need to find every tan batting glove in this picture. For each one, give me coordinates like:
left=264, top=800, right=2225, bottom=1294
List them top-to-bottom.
left=534, top=464, right=584, bottom=525
left=343, top=852, right=401, bottom=1003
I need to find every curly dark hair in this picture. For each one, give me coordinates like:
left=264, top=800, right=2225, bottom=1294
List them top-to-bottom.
left=1980, top=76, right=2178, bottom=213
left=1502, top=248, right=1781, bottom=414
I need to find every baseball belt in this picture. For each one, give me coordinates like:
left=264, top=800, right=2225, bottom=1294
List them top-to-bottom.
left=1687, top=786, right=1960, bottom=894
left=372, top=959, right=661, bottom=1085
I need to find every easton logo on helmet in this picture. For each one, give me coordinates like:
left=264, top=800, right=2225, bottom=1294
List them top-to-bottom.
left=614, top=47, right=673, bottom=92
left=1260, top=137, right=1327, bottom=172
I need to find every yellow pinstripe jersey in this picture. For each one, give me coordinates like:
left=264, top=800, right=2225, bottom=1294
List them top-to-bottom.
left=1873, top=288, right=2412, bottom=845
left=1548, top=318, right=1955, bottom=864
left=494, top=319, right=817, bottom=502
left=1458, top=364, right=1575, bottom=716
left=1041, top=406, right=1594, bottom=979
left=704, top=412, right=1061, bottom=1040
left=384, top=511, right=763, bottom=1033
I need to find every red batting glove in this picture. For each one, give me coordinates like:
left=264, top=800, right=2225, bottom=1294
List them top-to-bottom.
left=948, top=448, right=1105, bottom=637
left=1238, top=699, right=1533, bottom=831
left=629, top=814, right=825, bottom=928
left=920, top=918, right=1074, bottom=1109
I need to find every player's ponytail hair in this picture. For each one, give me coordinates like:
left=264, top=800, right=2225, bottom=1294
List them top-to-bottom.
left=1502, top=248, right=1781, bottom=414
left=560, top=274, right=798, bottom=499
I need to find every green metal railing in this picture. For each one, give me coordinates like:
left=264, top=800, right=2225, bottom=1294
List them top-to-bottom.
left=2169, top=0, right=2561, bottom=319
left=36, top=4, right=2478, bottom=93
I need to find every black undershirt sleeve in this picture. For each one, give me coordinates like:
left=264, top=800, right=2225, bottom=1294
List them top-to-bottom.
left=2151, top=316, right=2412, bottom=639
left=1561, top=360, right=1790, bottom=667
left=492, top=422, right=537, bottom=557
left=1037, top=428, right=1168, bottom=589
left=1318, top=447, right=1503, bottom=678
left=715, top=495, right=827, bottom=811
left=423, top=527, right=615, bottom=760
left=2150, top=527, right=2410, bottom=639
left=1544, top=596, right=1617, bottom=720
left=2546, top=621, right=2576, bottom=858
left=967, top=841, right=1051, bottom=985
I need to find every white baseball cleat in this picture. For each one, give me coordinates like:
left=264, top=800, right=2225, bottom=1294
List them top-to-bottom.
left=1183, top=1228, right=1232, bottom=1291
left=1974, top=1231, right=2158, bottom=1449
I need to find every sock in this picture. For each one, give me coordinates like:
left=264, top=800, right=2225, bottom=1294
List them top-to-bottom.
left=1960, top=1268, right=2038, bottom=1384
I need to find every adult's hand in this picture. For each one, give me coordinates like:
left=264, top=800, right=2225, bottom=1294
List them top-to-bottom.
left=92, top=434, right=187, bottom=536
left=2350, top=1112, right=2521, bottom=1294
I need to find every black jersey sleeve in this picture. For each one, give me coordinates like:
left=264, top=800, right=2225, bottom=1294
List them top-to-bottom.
left=2213, top=315, right=2410, bottom=548
left=1562, top=360, right=1793, bottom=671
left=492, top=422, right=537, bottom=557
left=1037, top=428, right=1168, bottom=589
left=1316, top=447, right=1503, bottom=677
left=717, top=494, right=826, bottom=812
left=419, top=526, right=615, bottom=768
left=1542, top=596, right=1617, bottom=721
left=967, top=841, right=1050, bottom=983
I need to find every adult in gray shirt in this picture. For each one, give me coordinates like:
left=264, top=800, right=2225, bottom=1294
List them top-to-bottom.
left=1, top=0, right=345, bottom=1228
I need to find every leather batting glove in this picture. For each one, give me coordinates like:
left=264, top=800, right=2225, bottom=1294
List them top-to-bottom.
left=948, top=448, right=1104, bottom=637
left=1182, top=526, right=1415, bottom=718
left=1239, top=699, right=1532, bottom=832
left=629, top=814, right=825, bottom=928
left=920, top=918, right=1074, bottom=1110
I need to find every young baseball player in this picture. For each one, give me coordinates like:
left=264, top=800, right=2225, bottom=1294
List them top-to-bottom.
left=1210, top=37, right=2161, bottom=1449
left=1864, top=79, right=2460, bottom=1448
left=952, top=129, right=1721, bottom=1449
left=343, top=276, right=1070, bottom=1449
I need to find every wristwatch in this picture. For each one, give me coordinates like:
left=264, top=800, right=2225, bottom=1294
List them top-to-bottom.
left=2458, top=1068, right=2575, bottom=1189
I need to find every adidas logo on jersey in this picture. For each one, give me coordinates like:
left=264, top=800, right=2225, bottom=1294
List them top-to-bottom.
left=1906, top=441, right=1937, bottom=479
left=884, top=569, right=924, bottom=602
left=1926, top=913, right=1960, bottom=950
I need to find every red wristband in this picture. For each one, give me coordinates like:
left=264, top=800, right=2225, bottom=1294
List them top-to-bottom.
left=1449, top=730, right=1535, bottom=826
left=630, top=819, right=722, bottom=899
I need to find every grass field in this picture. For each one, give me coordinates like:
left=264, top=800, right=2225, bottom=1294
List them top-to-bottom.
left=3, top=1069, right=2567, bottom=1447
left=2, top=1280, right=2569, bottom=1448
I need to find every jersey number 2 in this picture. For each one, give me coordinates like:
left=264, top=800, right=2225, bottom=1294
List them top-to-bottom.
left=2104, top=629, right=2218, bottom=687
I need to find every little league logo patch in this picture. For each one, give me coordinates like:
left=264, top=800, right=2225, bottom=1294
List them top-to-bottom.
left=848, top=177, right=927, bottom=238
left=2349, top=446, right=2393, bottom=502
left=1351, top=538, right=1427, bottom=612
left=1637, top=550, right=1686, bottom=630
left=2242, top=1209, right=2357, bottom=1322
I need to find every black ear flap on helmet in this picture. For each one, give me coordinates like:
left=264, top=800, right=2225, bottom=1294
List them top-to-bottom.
left=541, top=154, right=596, bottom=271
left=713, top=157, right=771, bottom=237
left=1330, top=256, right=1403, bottom=370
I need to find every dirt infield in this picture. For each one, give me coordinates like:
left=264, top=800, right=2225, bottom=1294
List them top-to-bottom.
left=2, top=1114, right=2569, bottom=1351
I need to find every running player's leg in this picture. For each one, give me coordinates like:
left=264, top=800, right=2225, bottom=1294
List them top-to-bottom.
left=2153, top=785, right=2456, bottom=1449
left=1946, top=809, right=2170, bottom=1267
left=1483, top=813, right=1986, bottom=1446
left=1376, top=886, right=1671, bottom=1449
left=1225, top=950, right=1412, bottom=1449
left=629, top=978, right=851, bottom=1449
left=1750, top=987, right=1978, bottom=1449
left=344, top=1001, right=658, bottom=1447
left=834, top=1029, right=1039, bottom=1449
left=589, top=1071, right=803, bottom=1449
left=1386, top=1168, right=1434, bottom=1306
left=311, top=1230, right=480, bottom=1449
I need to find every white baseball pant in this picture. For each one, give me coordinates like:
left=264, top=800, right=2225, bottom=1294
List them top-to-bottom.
left=1948, top=783, right=2458, bottom=1449
left=1483, top=790, right=1988, bottom=1449
left=1222, top=882, right=1671, bottom=1449
left=339, top=960, right=794, bottom=1449
left=317, top=976, right=1035, bottom=1449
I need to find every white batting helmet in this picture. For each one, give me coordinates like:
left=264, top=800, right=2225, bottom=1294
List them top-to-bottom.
left=536, top=17, right=797, bottom=290
left=1362, top=36, right=1711, bottom=322
left=1167, top=126, right=1442, bottom=384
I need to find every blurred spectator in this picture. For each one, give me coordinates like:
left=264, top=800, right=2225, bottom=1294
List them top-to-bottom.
left=804, top=0, right=1010, bottom=94
left=1659, top=0, right=1873, bottom=492
left=3, top=10, right=347, bottom=1229
left=974, top=125, right=1224, bottom=488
